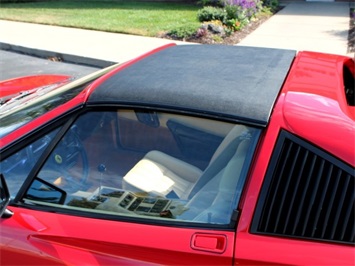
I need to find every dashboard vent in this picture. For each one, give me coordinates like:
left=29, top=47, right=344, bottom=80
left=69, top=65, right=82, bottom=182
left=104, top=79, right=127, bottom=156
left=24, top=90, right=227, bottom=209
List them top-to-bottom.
left=251, top=131, right=355, bottom=245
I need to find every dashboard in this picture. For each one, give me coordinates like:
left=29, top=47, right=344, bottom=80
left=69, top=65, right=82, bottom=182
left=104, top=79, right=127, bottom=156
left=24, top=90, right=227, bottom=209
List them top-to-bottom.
left=69, top=186, right=187, bottom=218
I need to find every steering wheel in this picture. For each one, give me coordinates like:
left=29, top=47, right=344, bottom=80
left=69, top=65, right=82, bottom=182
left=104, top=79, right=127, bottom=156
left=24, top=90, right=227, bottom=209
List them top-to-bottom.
left=45, top=126, right=89, bottom=188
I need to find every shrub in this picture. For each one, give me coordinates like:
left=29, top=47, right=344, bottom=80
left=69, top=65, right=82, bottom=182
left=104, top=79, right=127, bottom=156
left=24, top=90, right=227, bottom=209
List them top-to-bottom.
left=196, top=0, right=275, bottom=35
left=197, top=0, right=224, bottom=7
left=224, top=0, right=262, bottom=19
left=263, top=0, right=279, bottom=12
left=225, top=4, right=248, bottom=21
left=197, top=6, right=227, bottom=22
left=225, top=18, right=245, bottom=31
left=167, top=26, right=197, bottom=40
left=196, top=27, right=208, bottom=38
left=212, top=35, right=223, bottom=43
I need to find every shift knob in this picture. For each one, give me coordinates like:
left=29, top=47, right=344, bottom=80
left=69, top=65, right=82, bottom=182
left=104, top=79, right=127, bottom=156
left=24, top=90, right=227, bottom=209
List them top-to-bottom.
left=98, top=164, right=106, bottom=173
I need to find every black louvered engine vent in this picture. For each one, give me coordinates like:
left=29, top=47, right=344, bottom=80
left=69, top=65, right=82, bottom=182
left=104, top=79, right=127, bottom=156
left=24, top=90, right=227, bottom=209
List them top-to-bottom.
left=251, top=131, right=355, bottom=245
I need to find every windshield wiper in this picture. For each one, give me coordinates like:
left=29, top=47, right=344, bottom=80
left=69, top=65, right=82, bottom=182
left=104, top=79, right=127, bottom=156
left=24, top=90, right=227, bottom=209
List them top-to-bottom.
left=0, top=78, right=73, bottom=114
left=0, top=91, right=31, bottom=105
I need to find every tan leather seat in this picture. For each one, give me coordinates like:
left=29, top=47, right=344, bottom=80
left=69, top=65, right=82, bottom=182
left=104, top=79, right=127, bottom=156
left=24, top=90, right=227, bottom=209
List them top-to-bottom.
left=123, top=124, right=249, bottom=200
left=180, top=138, right=251, bottom=222
left=122, top=150, right=202, bottom=199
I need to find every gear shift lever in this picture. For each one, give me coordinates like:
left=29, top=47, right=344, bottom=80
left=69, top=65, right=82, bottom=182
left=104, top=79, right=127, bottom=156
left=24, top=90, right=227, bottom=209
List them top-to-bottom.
left=97, top=163, right=106, bottom=197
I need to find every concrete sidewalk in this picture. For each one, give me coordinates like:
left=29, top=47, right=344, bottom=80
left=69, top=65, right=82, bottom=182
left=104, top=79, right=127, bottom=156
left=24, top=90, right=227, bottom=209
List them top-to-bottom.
left=0, top=1, right=353, bottom=67
left=238, top=2, right=353, bottom=57
left=0, top=20, right=186, bottom=67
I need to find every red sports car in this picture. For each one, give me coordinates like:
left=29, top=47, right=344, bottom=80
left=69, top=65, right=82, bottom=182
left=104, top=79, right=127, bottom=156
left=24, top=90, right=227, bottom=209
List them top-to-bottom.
left=0, top=44, right=354, bottom=265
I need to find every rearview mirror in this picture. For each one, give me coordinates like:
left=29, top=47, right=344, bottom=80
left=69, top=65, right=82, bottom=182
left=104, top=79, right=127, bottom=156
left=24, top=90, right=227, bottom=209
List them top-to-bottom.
left=0, top=174, right=11, bottom=217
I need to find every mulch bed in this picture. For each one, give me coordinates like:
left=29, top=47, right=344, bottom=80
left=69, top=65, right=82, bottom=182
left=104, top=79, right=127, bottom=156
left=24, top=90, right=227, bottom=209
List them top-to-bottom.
left=163, top=7, right=355, bottom=54
left=161, top=8, right=280, bottom=45
left=188, top=12, right=273, bottom=45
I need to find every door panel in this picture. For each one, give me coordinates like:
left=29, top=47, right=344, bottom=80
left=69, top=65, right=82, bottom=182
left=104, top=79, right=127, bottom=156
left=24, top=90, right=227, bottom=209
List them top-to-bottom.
left=1, top=207, right=235, bottom=265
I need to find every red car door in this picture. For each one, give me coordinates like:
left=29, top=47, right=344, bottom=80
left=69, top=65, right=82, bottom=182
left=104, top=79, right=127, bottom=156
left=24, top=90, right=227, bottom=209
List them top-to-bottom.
left=1, top=108, right=260, bottom=265
left=1, top=207, right=235, bottom=265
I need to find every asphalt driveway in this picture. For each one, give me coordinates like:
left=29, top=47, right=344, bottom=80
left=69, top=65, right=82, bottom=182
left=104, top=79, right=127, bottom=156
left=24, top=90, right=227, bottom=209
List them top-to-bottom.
left=0, top=50, right=100, bottom=81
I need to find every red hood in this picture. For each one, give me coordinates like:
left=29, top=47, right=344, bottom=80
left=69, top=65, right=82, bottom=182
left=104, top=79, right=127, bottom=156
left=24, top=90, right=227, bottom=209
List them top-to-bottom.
left=0, top=74, right=71, bottom=101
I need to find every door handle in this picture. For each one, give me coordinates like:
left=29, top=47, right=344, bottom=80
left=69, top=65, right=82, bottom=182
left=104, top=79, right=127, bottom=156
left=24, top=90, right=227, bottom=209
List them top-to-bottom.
left=191, top=233, right=227, bottom=254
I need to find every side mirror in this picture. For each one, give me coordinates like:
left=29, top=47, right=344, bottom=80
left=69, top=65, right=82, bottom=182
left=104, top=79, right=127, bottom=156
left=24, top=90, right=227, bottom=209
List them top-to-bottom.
left=0, top=174, right=12, bottom=218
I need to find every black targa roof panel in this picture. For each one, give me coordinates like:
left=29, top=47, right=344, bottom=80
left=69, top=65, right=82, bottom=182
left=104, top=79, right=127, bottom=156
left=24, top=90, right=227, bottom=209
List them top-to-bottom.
left=88, top=45, right=296, bottom=126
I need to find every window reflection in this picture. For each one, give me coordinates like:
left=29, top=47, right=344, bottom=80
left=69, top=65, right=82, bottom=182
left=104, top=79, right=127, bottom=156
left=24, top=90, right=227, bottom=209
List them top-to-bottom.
left=23, top=110, right=259, bottom=226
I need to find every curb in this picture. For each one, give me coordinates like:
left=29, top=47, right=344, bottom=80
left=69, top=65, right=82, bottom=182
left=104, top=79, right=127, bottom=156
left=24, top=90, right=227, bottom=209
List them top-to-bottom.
left=0, top=42, right=116, bottom=68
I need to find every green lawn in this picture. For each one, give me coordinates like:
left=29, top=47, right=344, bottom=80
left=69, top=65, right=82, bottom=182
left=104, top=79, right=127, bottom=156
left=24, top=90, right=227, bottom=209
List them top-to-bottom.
left=0, top=0, right=200, bottom=37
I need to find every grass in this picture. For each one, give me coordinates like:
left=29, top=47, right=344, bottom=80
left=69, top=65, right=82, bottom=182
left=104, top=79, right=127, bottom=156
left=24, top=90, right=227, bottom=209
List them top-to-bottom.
left=0, top=0, right=201, bottom=37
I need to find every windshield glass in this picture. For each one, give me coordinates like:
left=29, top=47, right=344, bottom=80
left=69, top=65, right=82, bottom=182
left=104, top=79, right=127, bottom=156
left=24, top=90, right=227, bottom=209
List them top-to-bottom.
left=0, top=63, right=119, bottom=139
left=0, top=82, right=89, bottom=138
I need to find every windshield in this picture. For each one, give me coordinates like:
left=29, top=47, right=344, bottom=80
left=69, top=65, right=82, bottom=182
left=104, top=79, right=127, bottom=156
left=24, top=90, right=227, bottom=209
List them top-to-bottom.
left=0, top=64, right=119, bottom=139
left=0, top=82, right=89, bottom=138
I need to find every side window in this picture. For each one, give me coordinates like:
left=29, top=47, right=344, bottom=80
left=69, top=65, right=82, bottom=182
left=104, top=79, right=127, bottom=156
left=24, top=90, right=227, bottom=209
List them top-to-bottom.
left=22, top=110, right=260, bottom=226
left=0, top=128, right=60, bottom=198
left=251, top=130, right=355, bottom=244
